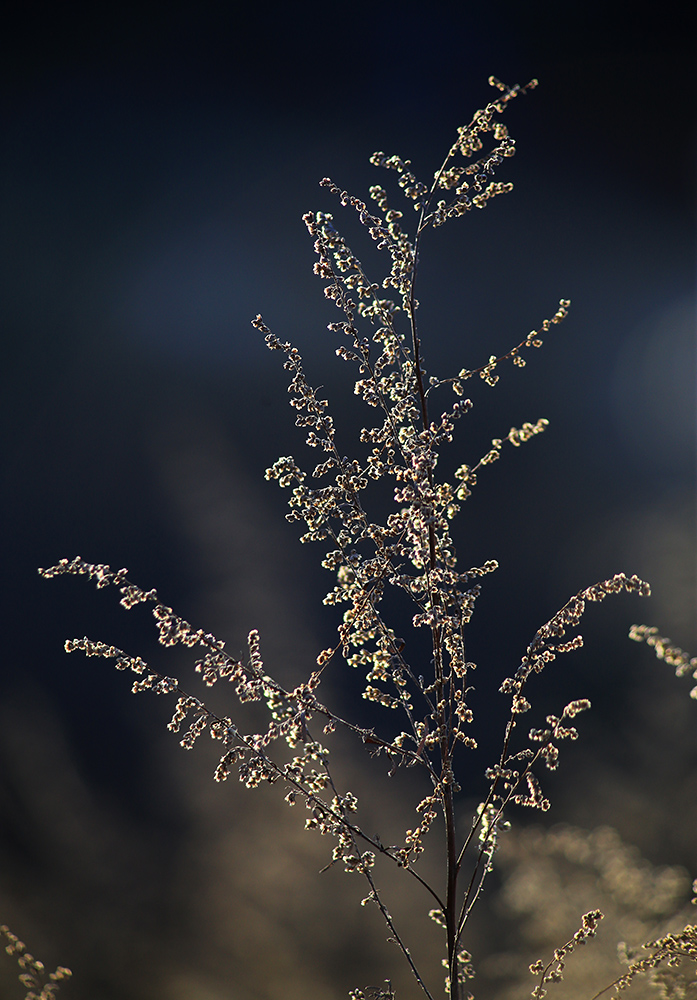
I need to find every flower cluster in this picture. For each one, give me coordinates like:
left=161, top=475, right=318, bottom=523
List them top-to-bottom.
left=500, top=574, right=651, bottom=705
left=629, top=625, right=697, bottom=699
left=529, top=909, right=605, bottom=998
left=0, top=925, right=71, bottom=1000
left=606, top=925, right=697, bottom=997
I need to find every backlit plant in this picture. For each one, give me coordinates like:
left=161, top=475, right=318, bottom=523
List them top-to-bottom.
left=30, top=77, right=695, bottom=1000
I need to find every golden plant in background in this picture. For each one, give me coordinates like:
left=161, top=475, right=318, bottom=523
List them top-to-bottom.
left=20, top=77, right=696, bottom=998
left=492, top=826, right=697, bottom=999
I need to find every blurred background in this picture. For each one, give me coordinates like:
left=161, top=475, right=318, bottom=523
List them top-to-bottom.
left=1, top=1, right=695, bottom=997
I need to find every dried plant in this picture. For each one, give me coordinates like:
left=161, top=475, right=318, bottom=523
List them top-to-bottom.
left=24, top=77, right=695, bottom=998
left=628, top=627, right=697, bottom=701
left=0, top=925, right=71, bottom=1000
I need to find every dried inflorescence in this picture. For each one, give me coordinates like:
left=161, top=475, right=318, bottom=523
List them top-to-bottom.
left=33, top=76, right=695, bottom=1000
left=500, top=574, right=651, bottom=705
left=629, top=625, right=697, bottom=699
left=529, top=909, right=605, bottom=998
left=0, top=925, right=71, bottom=1000
left=601, top=926, right=697, bottom=999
